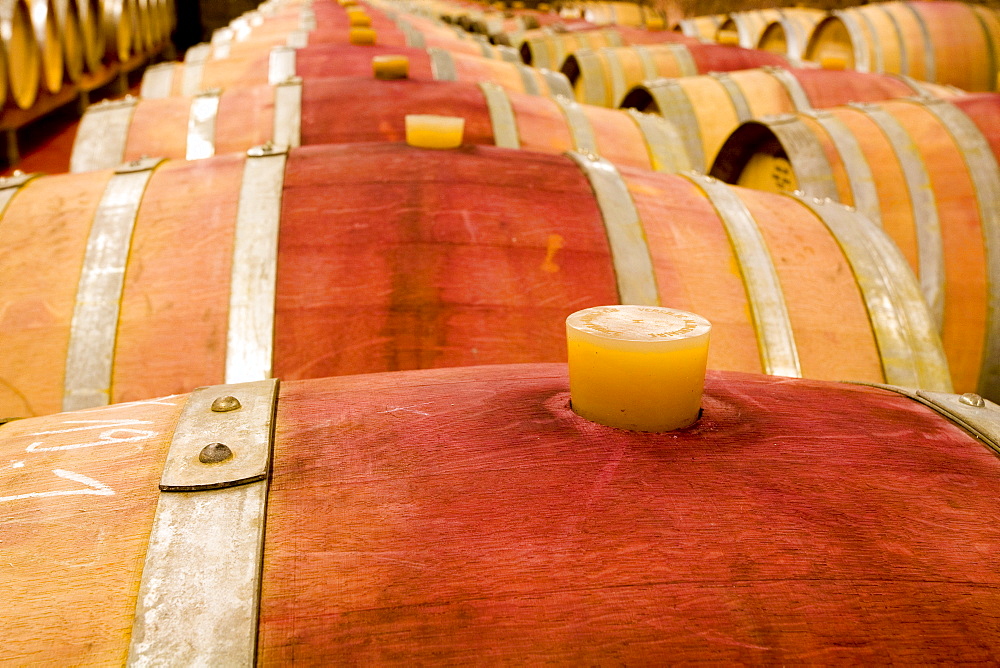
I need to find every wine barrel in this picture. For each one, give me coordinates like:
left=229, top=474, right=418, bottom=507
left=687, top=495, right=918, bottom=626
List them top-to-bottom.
left=0, top=0, right=39, bottom=108
left=26, top=0, right=63, bottom=93
left=50, top=0, right=84, bottom=82
left=69, top=0, right=101, bottom=72
left=102, top=0, right=135, bottom=61
left=579, top=1, right=665, bottom=27
left=804, top=1, right=1000, bottom=92
left=204, top=3, right=500, bottom=61
left=756, top=7, right=826, bottom=63
left=715, top=8, right=783, bottom=48
left=673, top=13, right=722, bottom=41
left=518, top=25, right=695, bottom=69
left=561, top=42, right=788, bottom=107
left=138, top=44, right=572, bottom=100
left=620, top=66, right=957, bottom=172
left=71, top=76, right=688, bottom=173
left=711, top=94, right=1000, bottom=401
left=0, top=143, right=948, bottom=418
left=3, top=363, right=999, bottom=663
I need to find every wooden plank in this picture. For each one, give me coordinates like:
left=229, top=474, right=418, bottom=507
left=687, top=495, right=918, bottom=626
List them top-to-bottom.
left=271, top=145, right=618, bottom=379
left=111, top=156, right=244, bottom=403
left=0, top=171, right=111, bottom=417
left=0, top=395, right=182, bottom=663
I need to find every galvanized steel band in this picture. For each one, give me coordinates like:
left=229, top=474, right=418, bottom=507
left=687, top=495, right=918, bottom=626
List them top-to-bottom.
left=899, top=1, right=936, bottom=83
left=870, top=3, right=910, bottom=75
left=834, top=9, right=871, bottom=72
left=854, top=9, right=884, bottom=73
left=665, top=43, right=698, bottom=77
left=633, top=45, right=659, bottom=81
left=268, top=46, right=297, bottom=85
left=428, top=47, right=457, bottom=81
left=604, top=48, right=628, bottom=107
left=573, top=49, right=608, bottom=106
left=180, top=60, right=206, bottom=98
left=139, top=62, right=175, bottom=99
left=515, top=62, right=541, bottom=96
left=762, top=66, right=812, bottom=112
left=539, top=67, right=573, bottom=98
left=709, top=71, right=752, bottom=123
left=272, top=77, right=303, bottom=150
left=647, top=80, right=705, bottom=172
left=478, top=81, right=520, bottom=149
left=186, top=89, right=221, bottom=161
left=553, top=95, right=598, bottom=154
left=70, top=97, right=138, bottom=173
left=913, top=97, right=1000, bottom=400
left=850, top=101, right=945, bottom=331
left=625, top=107, right=691, bottom=173
left=801, top=108, right=881, bottom=226
left=762, top=114, right=839, bottom=200
left=226, top=145, right=288, bottom=385
left=567, top=151, right=659, bottom=306
left=63, top=157, right=165, bottom=412
left=0, top=172, right=38, bottom=218
left=685, top=173, right=801, bottom=377
left=793, top=194, right=952, bottom=391
left=127, top=378, right=279, bottom=667
left=863, top=385, right=1000, bottom=455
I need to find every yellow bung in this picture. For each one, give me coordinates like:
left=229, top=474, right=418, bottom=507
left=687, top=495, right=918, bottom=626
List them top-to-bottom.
left=348, top=11, right=372, bottom=27
left=645, top=16, right=665, bottom=30
left=349, top=27, right=377, bottom=45
left=717, top=29, right=740, bottom=45
left=373, top=55, right=410, bottom=79
left=821, top=55, right=848, bottom=70
left=405, top=115, right=465, bottom=149
left=566, top=305, right=711, bottom=432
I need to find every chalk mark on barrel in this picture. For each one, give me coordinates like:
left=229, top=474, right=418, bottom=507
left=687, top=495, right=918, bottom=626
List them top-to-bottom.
left=25, top=419, right=157, bottom=452
left=0, top=469, right=115, bottom=503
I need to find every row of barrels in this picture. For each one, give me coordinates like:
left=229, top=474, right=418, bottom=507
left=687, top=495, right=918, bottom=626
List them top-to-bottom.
left=0, top=0, right=174, bottom=110
left=0, top=0, right=994, bottom=414
left=5, top=0, right=1000, bottom=663
left=495, top=1, right=1000, bottom=92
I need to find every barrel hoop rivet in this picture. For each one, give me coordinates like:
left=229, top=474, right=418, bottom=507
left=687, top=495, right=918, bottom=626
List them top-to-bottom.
left=127, top=378, right=278, bottom=666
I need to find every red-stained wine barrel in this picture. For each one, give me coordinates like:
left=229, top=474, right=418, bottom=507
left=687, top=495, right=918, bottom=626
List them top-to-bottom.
left=0, top=0, right=39, bottom=109
left=205, top=0, right=498, bottom=60
left=804, top=1, right=1000, bottom=92
left=715, top=8, right=783, bottom=48
left=756, top=8, right=827, bottom=63
left=673, top=13, right=723, bottom=41
left=518, top=25, right=695, bottom=69
left=561, top=42, right=789, bottom=107
left=139, top=44, right=571, bottom=99
left=620, top=66, right=957, bottom=172
left=71, top=76, right=689, bottom=173
left=711, top=93, right=1000, bottom=401
left=0, top=143, right=948, bottom=418
left=4, top=363, right=999, bottom=663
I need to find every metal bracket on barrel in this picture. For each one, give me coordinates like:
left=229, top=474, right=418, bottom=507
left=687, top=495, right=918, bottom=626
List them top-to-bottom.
left=127, top=378, right=279, bottom=666
left=855, top=383, right=1000, bottom=457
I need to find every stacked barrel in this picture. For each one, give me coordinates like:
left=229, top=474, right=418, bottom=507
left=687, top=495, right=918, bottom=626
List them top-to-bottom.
left=3, top=0, right=1000, bottom=663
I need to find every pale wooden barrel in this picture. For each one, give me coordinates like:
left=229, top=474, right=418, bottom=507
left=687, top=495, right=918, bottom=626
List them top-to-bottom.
left=0, top=0, right=41, bottom=108
left=711, top=94, right=1000, bottom=400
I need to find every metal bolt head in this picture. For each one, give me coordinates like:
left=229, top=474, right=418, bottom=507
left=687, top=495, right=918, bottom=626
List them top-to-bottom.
left=959, top=393, right=986, bottom=408
left=211, top=395, right=242, bottom=412
left=199, top=442, right=234, bottom=463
